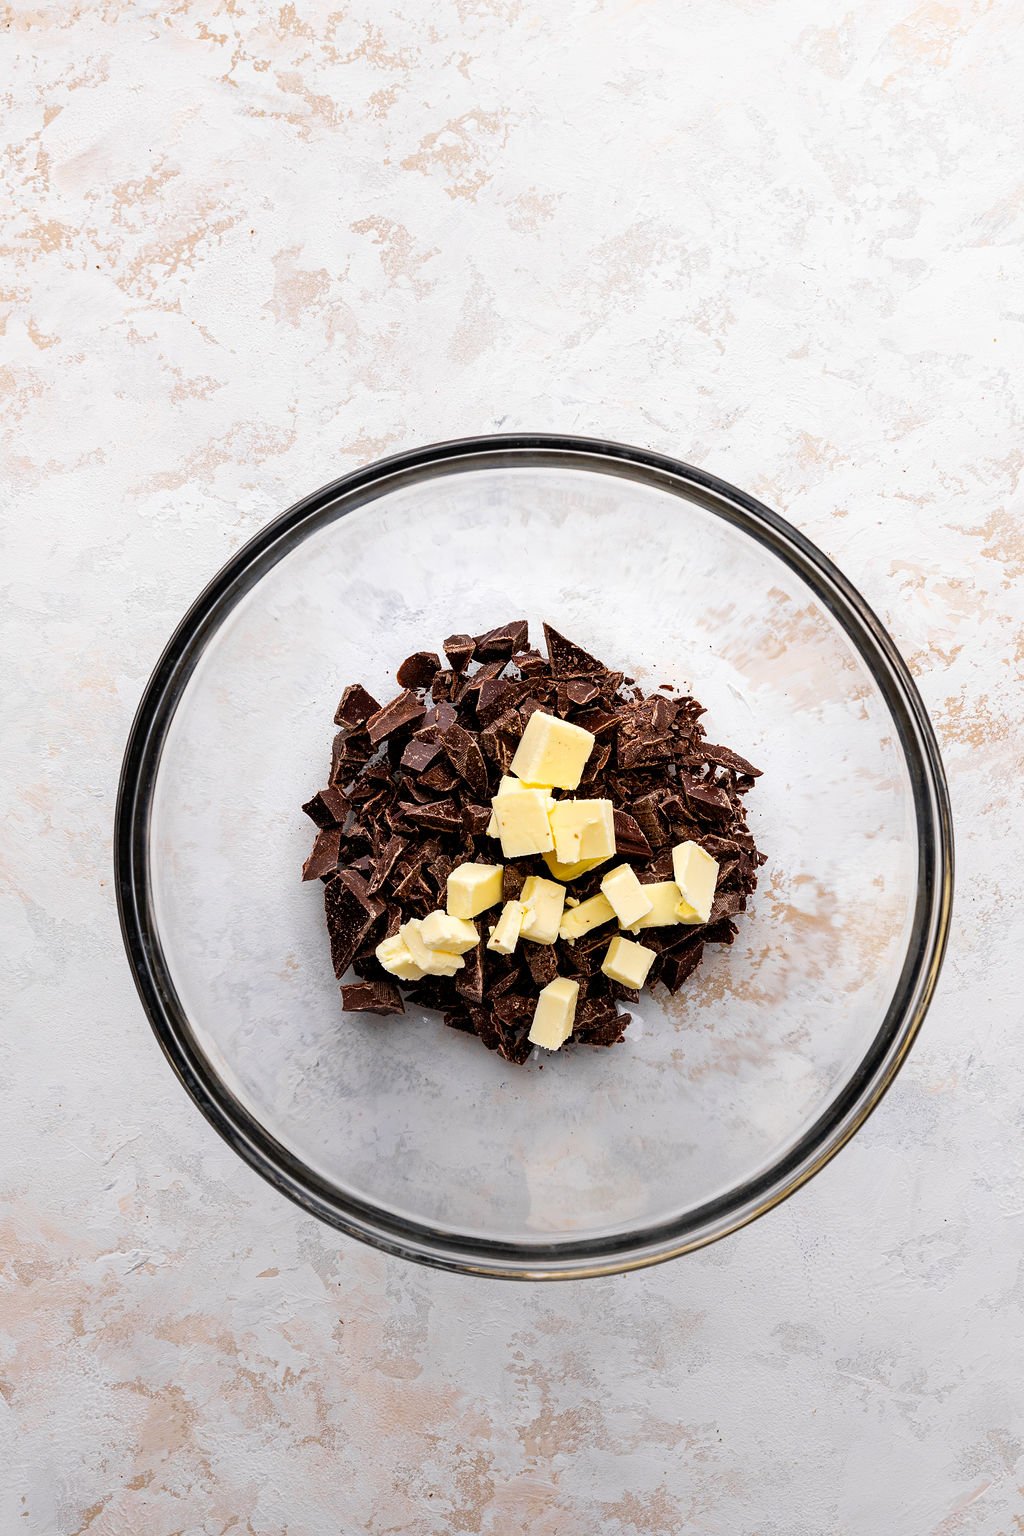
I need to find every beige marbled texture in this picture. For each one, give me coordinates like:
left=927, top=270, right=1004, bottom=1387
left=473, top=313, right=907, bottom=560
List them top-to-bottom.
left=2, top=0, right=1023, bottom=1532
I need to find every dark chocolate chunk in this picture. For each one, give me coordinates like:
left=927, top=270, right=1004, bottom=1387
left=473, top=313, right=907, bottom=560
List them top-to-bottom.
left=473, top=620, right=529, bottom=662
left=543, top=623, right=606, bottom=676
left=443, top=633, right=476, bottom=672
left=396, top=651, right=441, bottom=689
left=430, top=668, right=458, bottom=701
left=560, top=678, right=600, bottom=710
left=334, top=683, right=381, bottom=729
left=366, top=689, right=427, bottom=744
left=418, top=701, right=458, bottom=735
left=440, top=721, right=489, bottom=798
left=331, top=729, right=372, bottom=784
left=400, top=738, right=442, bottom=773
left=702, top=743, right=762, bottom=777
left=416, top=761, right=461, bottom=794
left=679, top=773, right=733, bottom=817
left=302, top=784, right=351, bottom=828
left=398, top=799, right=464, bottom=836
left=462, top=803, right=493, bottom=838
left=613, top=808, right=652, bottom=859
left=302, top=827, right=342, bottom=881
left=368, top=833, right=406, bottom=895
left=502, top=864, right=526, bottom=902
left=324, top=870, right=385, bottom=979
left=455, top=939, right=485, bottom=1005
left=660, top=941, right=705, bottom=993
left=524, top=943, right=558, bottom=988
left=341, top=979, right=405, bottom=1016
left=575, top=998, right=627, bottom=1046
left=444, top=1008, right=478, bottom=1034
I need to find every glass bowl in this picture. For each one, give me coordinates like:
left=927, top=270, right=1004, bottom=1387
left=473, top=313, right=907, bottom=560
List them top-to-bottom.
left=115, top=435, right=953, bottom=1279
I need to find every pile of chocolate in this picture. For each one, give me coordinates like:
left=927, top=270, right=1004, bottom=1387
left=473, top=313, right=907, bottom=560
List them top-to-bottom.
left=302, top=622, right=764, bottom=1065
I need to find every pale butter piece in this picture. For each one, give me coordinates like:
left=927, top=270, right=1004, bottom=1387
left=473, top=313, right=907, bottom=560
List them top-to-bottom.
left=510, top=709, right=595, bottom=791
left=491, top=777, right=555, bottom=858
left=548, top=798, right=615, bottom=864
left=672, top=840, right=719, bottom=924
left=541, top=850, right=613, bottom=882
left=446, top=861, right=504, bottom=919
left=600, top=864, right=654, bottom=927
left=519, top=875, right=566, bottom=944
left=627, top=881, right=686, bottom=932
left=558, top=891, right=616, bottom=943
left=487, top=899, right=527, bottom=955
left=420, top=910, right=480, bottom=954
left=400, top=920, right=464, bottom=977
left=375, top=933, right=426, bottom=982
left=601, top=934, right=657, bottom=989
left=528, top=976, right=581, bottom=1051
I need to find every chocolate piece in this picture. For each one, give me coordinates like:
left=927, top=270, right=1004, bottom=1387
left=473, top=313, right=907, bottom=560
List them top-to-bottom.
left=473, top=620, right=529, bottom=662
left=543, top=623, right=606, bottom=676
left=443, top=633, right=476, bottom=672
left=397, top=651, right=441, bottom=689
left=430, top=668, right=458, bottom=701
left=560, top=677, right=600, bottom=710
left=334, top=683, right=381, bottom=730
left=367, top=689, right=427, bottom=744
left=417, top=701, right=458, bottom=736
left=440, top=721, right=489, bottom=798
left=330, top=729, right=372, bottom=784
left=400, top=738, right=442, bottom=773
left=702, top=743, right=762, bottom=778
left=416, top=761, right=461, bottom=794
left=680, top=773, right=733, bottom=818
left=302, top=785, right=350, bottom=829
left=398, top=799, right=464, bottom=836
left=462, top=803, right=493, bottom=838
left=613, top=809, right=652, bottom=859
left=302, top=827, right=342, bottom=881
left=368, top=833, right=406, bottom=895
left=502, top=864, right=527, bottom=902
left=324, top=870, right=385, bottom=979
left=455, top=939, right=485, bottom=1004
left=660, top=941, right=705, bottom=993
left=524, top=943, right=558, bottom=988
left=341, top=980, right=405, bottom=1016
left=575, top=998, right=627, bottom=1046
left=444, top=1008, right=478, bottom=1034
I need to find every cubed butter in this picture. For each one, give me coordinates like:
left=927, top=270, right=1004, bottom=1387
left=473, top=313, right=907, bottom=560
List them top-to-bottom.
left=510, top=710, right=595, bottom=790
left=491, top=777, right=555, bottom=858
left=548, top=798, right=615, bottom=864
left=672, top=840, right=719, bottom=924
left=541, top=850, right=613, bottom=882
left=446, top=861, right=504, bottom=919
left=600, top=864, right=654, bottom=927
left=519, top=875, right=566, bottom=944
left=627, top=881, right=686, bottom=932
left=558, top=891, right=616, bottom=943
left=488, top=900, right=526, bottom=955
left=420, top=910, right=480, bottom=954
left=400, top=920, right=464, bottom=977
left=375, top=933, right=426, bottom=982
left=601, top=934, right=657, bottom=989
left=528, top=976, right=580, bottom=1051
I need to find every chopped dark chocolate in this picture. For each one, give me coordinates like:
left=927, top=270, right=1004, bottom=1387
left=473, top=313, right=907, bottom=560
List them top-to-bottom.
left=306, top=619, right=763, bottom=1062
left=473, top=620, right=529, bottom=661
left=443, top=633, right=476, bottom=672
left=396, top=651, right=442, bottom=689
left=334, top=683, right=381, bottom=730
left=366, top=689, right=427, bottom=744
left=302, top=784, right=351, bottom=829
left=302, top=827, right=342, bottom=881
left=324, top=870, right=385, bottom=979
left=341, top=979, right=405, bottom=1015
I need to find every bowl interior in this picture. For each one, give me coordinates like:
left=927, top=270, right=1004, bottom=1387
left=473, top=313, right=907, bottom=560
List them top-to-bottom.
left=148, top=459, right=921, bottom=1251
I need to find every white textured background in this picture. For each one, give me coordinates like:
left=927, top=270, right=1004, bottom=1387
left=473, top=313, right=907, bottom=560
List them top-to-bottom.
left=3, top=2, right=1023, bottom=1532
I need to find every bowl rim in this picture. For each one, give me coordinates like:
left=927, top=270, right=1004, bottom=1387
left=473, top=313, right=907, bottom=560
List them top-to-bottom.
left=115, top=432, right=954, bottom=1279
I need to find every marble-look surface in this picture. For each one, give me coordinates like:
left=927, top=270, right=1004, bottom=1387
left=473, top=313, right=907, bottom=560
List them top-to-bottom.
left=3, top=2, right=1022, bottom=1531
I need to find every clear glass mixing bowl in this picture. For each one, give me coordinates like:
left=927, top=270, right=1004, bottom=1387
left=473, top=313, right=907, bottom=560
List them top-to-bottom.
left=115, top=436, right=953, bottom=1278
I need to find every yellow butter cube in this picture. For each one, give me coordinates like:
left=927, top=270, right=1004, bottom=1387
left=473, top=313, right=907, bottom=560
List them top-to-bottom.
left=510, top=710, right=595, bottom=791
left=491, top=778, right=556, bottom=858
left=548, top=798, right=615, bottom=864
left=672, top=840, right=719, bottom=924
left=541, top=850, right=613, bottom=882
left=446, top=862, right=504, bottom=919
left=600, top=864, right=654, bottom=927
left=519, top=875, right=566, bottom=944
left=627, top=881, right=686, bottom=932
left=558, top=891, right=616, bottom=943
left=487, top=900, right=526, bottom=955
left=420, top=911, right=481, bottom=954
left=400, top=920, right=464, bottom=977
left=375, top=933, right=426, bottom=982
left=601, top=934, right=657, bottom=989
left=528, top=976, right=580, bottom=1051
